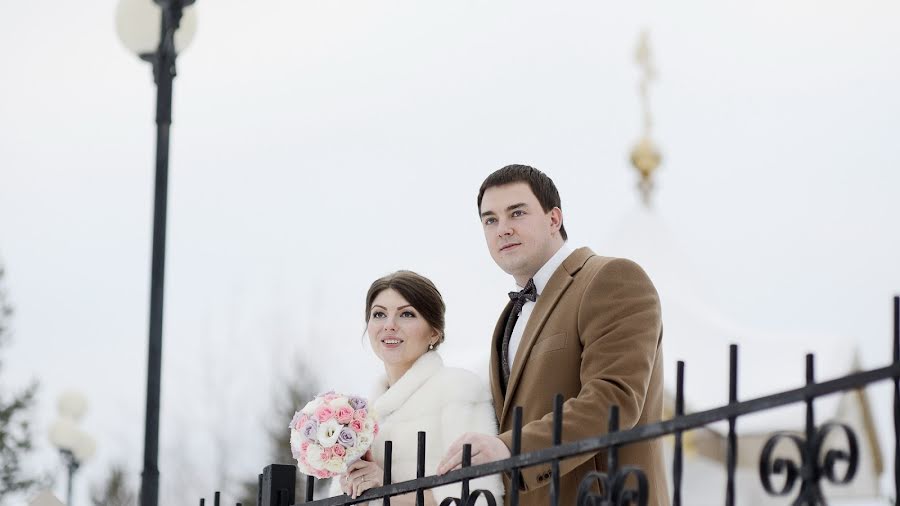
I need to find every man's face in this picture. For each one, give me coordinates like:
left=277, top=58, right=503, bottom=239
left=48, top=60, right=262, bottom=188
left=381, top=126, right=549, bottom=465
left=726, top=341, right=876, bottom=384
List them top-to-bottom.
left=479, top=182, right=563, bottom=285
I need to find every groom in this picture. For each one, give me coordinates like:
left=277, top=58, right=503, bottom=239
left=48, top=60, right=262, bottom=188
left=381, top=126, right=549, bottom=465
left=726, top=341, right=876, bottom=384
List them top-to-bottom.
left=438, top=165, right=668, bottom=506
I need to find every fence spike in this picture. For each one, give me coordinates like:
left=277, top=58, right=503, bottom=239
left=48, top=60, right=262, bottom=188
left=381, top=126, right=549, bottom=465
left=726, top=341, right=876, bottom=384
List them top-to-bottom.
left=894, top=295, right=899, bottom=505
left=726, top=344, right=738, bottom=506
left=804, top=353, right=820, bottom=504
left=673, top=360, right=685, bottom=506
left=550, top=394, right=563, bottom=506
left=608, top=405, right=620, bottom=473
left=510, top=406, right=523, bottom=506
left=416, top=431, right=426, bottom=506
left=384, top=440, right=393, bottom=506
left=461, top=444, right=472, bottom=505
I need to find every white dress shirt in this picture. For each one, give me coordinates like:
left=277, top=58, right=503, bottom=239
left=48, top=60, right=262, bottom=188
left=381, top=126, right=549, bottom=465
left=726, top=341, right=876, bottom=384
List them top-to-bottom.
left=506, top=243, right=573, bottom=370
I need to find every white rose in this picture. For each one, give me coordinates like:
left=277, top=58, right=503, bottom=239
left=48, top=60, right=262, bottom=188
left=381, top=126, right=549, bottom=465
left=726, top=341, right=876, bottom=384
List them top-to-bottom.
left=301, top=399, right=320, bottom=415
left=317, top=419, right=342, bottom=447
left=356, top=433, right=373, bottom=451
left=306, top=443, right=324, bottom=468
left=345, top=447, right=365, bottom=462
left=325, top=458, right=346, bottom=473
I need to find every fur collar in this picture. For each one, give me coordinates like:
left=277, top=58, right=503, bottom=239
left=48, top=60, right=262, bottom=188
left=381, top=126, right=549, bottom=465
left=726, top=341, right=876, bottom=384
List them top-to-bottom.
left=373, top=351, right=443, bottom=417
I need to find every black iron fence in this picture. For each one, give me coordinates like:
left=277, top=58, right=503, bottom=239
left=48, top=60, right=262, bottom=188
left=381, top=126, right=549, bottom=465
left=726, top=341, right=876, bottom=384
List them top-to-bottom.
left=199, top=296, right=900, bottom=506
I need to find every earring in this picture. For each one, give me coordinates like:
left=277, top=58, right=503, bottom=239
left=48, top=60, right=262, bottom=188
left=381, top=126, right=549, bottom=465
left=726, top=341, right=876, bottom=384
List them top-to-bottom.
left=428, top=343, right=435, bottom=350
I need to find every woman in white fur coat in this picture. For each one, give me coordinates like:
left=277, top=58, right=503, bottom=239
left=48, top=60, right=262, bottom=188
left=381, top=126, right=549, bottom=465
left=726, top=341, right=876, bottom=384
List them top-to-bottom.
left=330, top=271, right=503, bottom=506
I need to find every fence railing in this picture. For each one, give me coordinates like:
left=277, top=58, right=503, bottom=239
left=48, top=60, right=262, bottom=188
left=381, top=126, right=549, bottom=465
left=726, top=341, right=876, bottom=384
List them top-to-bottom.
left=199, top=295, right=900, bottom=506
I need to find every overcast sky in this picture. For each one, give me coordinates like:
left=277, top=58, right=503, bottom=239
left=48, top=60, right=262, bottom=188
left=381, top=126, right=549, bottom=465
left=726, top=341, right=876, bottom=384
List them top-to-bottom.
left=2, top=0, right=899, bottom=504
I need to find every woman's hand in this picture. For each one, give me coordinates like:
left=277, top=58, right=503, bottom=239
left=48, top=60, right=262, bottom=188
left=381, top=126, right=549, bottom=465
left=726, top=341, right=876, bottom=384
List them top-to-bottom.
left=340, top=451, right=384, bottom=499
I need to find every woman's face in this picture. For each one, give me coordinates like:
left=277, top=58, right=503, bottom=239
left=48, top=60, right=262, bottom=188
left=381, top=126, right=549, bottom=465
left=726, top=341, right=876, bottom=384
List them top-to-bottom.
left=367, top=288, right=438, bottom=377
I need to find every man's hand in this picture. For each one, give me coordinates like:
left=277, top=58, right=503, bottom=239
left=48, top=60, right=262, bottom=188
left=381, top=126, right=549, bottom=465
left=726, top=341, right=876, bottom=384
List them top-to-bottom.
left=437, top=433, right=511, bottom=475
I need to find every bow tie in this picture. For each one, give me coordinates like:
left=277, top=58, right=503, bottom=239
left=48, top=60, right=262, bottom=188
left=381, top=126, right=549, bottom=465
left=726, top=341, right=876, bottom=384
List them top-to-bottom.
left=508, top=278, right=538, bottom=306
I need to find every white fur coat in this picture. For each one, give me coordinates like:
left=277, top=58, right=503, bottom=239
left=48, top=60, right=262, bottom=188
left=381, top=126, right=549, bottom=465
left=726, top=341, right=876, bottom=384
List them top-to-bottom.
left=329, top=352, right=504, bottom=504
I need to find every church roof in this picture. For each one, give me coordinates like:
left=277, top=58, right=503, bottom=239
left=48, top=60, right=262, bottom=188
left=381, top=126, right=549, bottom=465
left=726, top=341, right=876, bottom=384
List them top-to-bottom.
left=603, top=205, right=859, bottom=435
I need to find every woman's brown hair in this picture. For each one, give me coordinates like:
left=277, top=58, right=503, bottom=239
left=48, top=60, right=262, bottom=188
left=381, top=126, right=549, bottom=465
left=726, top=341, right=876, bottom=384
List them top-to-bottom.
left=365, top=270, right=446, bottom=348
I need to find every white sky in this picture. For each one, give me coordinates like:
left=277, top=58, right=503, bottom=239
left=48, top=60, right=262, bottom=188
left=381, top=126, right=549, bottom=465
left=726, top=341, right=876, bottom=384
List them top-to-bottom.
left=1, top=0, right=899, bottom=504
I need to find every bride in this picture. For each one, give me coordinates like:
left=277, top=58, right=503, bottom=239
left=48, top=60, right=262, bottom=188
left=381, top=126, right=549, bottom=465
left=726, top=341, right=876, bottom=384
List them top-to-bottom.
left=330, top=270, right=503, bottom=505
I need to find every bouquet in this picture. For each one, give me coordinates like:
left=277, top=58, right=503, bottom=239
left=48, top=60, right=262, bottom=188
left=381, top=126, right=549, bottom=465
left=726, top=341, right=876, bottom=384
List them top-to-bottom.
left=289, top=391, right=379, bottom=479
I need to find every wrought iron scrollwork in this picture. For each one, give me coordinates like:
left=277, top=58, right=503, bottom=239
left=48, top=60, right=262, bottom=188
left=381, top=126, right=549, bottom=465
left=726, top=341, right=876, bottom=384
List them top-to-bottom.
left=576, top=405, right=649, bottom=506
left=759, top=422, right=859, bottom=504
left=816, top=423, right=859, bottom=485
left=576, top=467, right=649, bottom=506
left=439, top=489, right=498, bottom=506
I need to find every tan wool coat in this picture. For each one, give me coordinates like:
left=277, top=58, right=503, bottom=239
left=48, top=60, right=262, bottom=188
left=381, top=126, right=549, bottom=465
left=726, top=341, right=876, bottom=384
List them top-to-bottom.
left=490, top=247, right=669, bottom=506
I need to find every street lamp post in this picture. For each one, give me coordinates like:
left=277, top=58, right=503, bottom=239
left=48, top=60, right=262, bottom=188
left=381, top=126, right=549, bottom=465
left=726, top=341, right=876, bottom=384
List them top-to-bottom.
left=115, top=2, right=196, bottom=506
left=49, top=391, right=96, bottom=506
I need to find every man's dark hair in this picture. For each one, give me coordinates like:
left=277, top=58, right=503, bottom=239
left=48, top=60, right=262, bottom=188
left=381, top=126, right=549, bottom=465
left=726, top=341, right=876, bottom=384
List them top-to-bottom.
left=477, top=164, right=567, bottom=241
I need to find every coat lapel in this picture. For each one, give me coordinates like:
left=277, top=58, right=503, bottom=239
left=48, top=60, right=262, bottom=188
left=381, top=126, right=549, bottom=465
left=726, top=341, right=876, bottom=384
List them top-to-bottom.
left=499, top=247, right=594, bottom=424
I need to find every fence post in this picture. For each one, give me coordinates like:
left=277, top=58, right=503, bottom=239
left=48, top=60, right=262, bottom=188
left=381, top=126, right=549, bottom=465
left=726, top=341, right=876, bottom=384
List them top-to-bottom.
left=893, top=295, right=899, bottom=502
left=725, top=344, right=738, bottom=506
left=673, top=361, right=685, bottom=506
left=261, top=464, right=296, bottom=506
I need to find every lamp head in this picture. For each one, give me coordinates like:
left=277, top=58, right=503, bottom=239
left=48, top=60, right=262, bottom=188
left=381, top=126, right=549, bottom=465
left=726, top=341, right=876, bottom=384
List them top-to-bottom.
left=116, top=0, right=197, bottom=57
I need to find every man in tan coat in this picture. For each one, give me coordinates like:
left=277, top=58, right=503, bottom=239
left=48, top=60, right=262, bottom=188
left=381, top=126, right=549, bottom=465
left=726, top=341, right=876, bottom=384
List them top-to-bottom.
left=438, top=165, right=668, bottom=506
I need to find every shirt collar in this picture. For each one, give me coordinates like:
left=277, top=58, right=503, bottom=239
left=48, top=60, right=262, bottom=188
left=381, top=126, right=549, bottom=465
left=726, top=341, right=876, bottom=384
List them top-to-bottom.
left=513, top=242, right=573, bottom=295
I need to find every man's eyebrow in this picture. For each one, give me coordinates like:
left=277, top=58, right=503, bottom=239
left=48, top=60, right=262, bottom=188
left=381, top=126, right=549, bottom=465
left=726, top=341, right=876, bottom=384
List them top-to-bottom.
left=480, top=202, right=527, bottom=218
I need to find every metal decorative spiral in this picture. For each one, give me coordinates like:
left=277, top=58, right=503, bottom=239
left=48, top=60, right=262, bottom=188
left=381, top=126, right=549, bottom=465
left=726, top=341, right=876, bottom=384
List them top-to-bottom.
left=758, top=422, right=859, bottom=505
left=576, top=467, right=649, bottom=506
left=439, top=489, right=497, bottom=506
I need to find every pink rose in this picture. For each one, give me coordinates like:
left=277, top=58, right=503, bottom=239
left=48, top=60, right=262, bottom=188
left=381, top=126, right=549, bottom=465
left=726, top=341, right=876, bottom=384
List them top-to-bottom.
left=323, top=392, right=340, bottom=401
left=315, top=406, right=335, bottom=423
left=336, top=406, right=354, bottom=424
left=352, top=409, right=367, bottom=421
left=295, top=414, right=309, bottom=430
left=349, top=419, right=364, bottom=432
left=373, top=422, right=379, bottom=436
left=301, top=441, right=310, bottom=453
left=332, top=444, right=346, bottom=458
left=321, top=446, right=334, bottom=461
left=316, top=469, right=330, bottom=479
